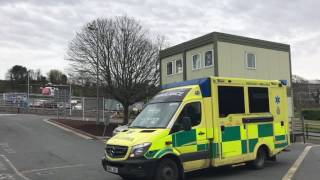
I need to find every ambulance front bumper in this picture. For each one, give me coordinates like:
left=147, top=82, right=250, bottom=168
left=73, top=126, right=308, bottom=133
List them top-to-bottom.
left=102, top=158, right=157, bottom=178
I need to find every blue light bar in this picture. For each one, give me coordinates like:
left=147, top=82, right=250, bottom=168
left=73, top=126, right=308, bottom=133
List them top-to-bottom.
left=161, top=78, right=211, bottom=97
left=279, top=80, right=287, bottom=86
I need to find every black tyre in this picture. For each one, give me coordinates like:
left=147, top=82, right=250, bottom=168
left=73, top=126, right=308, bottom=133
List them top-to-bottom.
left=250, top=147, right=267, bottom=170
left=268, top=155, right=277, bottom=162
left=155, top=159, right=179, bottom=180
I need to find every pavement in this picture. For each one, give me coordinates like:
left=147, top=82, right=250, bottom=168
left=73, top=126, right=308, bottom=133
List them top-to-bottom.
left=0, top=114, right=319, bottom=180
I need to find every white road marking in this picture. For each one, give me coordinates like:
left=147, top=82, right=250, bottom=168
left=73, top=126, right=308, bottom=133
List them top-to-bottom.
left=0, top=114, right=16, bottom=116
left=43, top=119, right=93, bottom=140
left=0, top=143, right=16, bottom=154
left=282, top=145, right=320, bottom=180
left=0, top=155, right=30, bottom=180
left=0, top=161, right=7, bottom=171
left=20, top=164, right=84, bottom=174
left=35, top=171, right=55, bottom=176
left=0, top=173, right=14, bottom=180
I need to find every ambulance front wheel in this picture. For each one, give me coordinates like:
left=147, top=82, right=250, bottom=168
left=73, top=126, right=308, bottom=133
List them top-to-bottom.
left=250, top=147, right=267, bottom=170
left=155, top=158, right=179, bottom=180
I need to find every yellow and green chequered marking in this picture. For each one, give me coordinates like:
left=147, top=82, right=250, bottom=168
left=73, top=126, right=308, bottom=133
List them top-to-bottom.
left=144, top=123, right=288, bottom=160
left=221, top=123, right=287, bottom=156
left=172, top=129, right=197, bottom=147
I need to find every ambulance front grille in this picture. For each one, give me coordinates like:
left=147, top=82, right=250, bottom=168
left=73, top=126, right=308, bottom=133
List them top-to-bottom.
left=106, top=145, right=128, bottom=158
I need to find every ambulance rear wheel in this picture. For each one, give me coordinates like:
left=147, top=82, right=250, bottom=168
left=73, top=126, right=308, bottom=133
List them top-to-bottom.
left=250, top=147, right=267, bottom=169
left=155, top=158, right=179, bottom=180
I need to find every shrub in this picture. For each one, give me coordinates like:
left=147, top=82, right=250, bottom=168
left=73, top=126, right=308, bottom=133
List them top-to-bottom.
left=302, top=110, right=320, bottom=120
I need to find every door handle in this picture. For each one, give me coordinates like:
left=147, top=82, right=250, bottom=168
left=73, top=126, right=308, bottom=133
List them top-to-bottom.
left=198, top=131, right=205, bottom=135
left=165, top=141, right=172, bottom=145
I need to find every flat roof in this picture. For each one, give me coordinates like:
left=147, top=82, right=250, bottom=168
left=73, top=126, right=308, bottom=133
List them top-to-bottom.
left=160, top=32, right=290, bottom=59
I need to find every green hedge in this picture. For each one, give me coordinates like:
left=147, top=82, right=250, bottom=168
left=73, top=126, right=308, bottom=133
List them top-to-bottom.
left=302, top=110, right=320, bottom=120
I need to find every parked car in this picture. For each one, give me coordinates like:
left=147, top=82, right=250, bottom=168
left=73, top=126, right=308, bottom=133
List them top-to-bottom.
left=29, top=100, right=47, bottom=108
left=73, top=103, right=82, bottom=110
left=112, top=124, right=129, bottom=136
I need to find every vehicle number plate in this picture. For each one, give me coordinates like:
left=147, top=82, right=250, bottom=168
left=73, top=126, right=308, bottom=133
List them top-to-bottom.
left=106, top=165, right=118, bottom=174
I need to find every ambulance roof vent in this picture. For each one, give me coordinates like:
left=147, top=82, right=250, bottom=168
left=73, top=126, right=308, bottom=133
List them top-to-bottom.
left=161, top=77, right=211, bottom=97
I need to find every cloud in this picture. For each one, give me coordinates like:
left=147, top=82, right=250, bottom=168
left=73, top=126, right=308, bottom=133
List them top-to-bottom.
left=0, top=0, right=319, bottom=79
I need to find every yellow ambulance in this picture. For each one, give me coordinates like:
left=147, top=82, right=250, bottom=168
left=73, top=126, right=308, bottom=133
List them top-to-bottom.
left=102, top=77, right=290, bottom=180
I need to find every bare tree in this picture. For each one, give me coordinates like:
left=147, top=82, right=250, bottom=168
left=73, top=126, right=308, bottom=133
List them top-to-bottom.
left=67, top=16, right=163, bottom=124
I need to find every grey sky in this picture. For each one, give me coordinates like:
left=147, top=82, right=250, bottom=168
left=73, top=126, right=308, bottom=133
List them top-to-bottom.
left=0, top=0, right=319, bottom=79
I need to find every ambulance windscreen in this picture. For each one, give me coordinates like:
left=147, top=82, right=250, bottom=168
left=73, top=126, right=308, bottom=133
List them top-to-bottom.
left=149, top=88, right=190, bottom=103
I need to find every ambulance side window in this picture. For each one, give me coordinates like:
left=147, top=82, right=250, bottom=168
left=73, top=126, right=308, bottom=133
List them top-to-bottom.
left=218, top=86, right=245, bottom=117
left=248, top=87, right=270, bottom=113
left=173, top=102, right=202, bottom=132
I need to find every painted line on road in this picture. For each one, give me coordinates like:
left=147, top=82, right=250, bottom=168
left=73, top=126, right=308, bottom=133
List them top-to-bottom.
left=0, top=114, right=17, bottom=116
left=43, top=119, right=93, bottom=140
left=282, top=145, right=320, bottom=180
left=0, top=155, right=31, bottom=180
left=21, top=164, right=85, bottom=174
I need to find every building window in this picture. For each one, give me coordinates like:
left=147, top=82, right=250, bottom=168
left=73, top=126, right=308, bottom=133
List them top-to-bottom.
left=204, top=50, right=213, bottom=67
left=246, top=52, right=256, bottom=69
left=192, top=54, right=201, bottom=70
left=175, top=59, right=183, bottom=74
left=167, top=61, right=173, bottom=75
left=218, top=86, right=245, bottom=117
left=248, top=87, right=270, bottom=113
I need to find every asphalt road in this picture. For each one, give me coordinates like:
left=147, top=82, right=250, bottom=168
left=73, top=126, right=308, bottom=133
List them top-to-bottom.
left=0, top=114, right=317, bottom=180
left=294, top=145, right=320, bottom=180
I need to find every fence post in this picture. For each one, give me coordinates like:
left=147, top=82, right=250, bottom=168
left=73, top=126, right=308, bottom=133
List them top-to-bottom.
left=69, top=84, right=72, bottom=116
left=64, top=89, right=67, bottom=120
left=82, top=97, right=85, bottom=121
left=102, top=98, right=105, bottom=123
left=57, top=107, right=60, bottom=120
left=301, top=114, right=306, bottom=143
left=290, top=117, right=294, bottom=142
left=306, top=123, right=309, bottom=140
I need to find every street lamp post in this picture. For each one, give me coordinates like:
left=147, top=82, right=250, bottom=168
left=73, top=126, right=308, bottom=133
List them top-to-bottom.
left=88, top=22, right=100, bottom=123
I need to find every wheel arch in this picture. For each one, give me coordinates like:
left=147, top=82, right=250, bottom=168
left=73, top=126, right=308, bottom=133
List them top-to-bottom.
left=255, top=143, right=272, bottom=158
left=159, top=153, right=184, bottom=180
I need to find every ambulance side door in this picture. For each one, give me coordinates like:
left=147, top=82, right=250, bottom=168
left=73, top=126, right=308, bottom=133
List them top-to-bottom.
left=216, top=85, right=247, bottom=160
left=270, top=86, right=289, bottom=148
left=171, top=100, right=210, bottom=171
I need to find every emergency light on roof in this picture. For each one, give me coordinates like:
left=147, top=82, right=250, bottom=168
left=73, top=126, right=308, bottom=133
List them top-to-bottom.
left=161, top=78, right=211, bottom=97
left=279, top=80, right=288, bottom=86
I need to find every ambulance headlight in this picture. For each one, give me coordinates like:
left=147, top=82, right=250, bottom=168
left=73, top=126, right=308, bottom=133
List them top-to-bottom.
left=130, top=142, right=151, bottom=158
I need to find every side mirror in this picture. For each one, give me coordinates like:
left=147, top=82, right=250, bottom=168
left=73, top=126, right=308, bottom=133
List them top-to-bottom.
left=181, top=117, right=192, bottom=131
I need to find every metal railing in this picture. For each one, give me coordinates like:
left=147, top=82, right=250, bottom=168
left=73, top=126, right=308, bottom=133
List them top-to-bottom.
left=290, top=116, right=306, bottom=143
left=305, top=123, right=320, bottom=138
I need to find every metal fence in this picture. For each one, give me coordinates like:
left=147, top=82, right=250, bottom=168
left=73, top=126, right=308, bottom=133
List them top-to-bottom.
left=293, top=82, right=320, bottom=111
left=0, top=92, right=124, bottom=124
left=305, top=123, right=320, bottom=138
